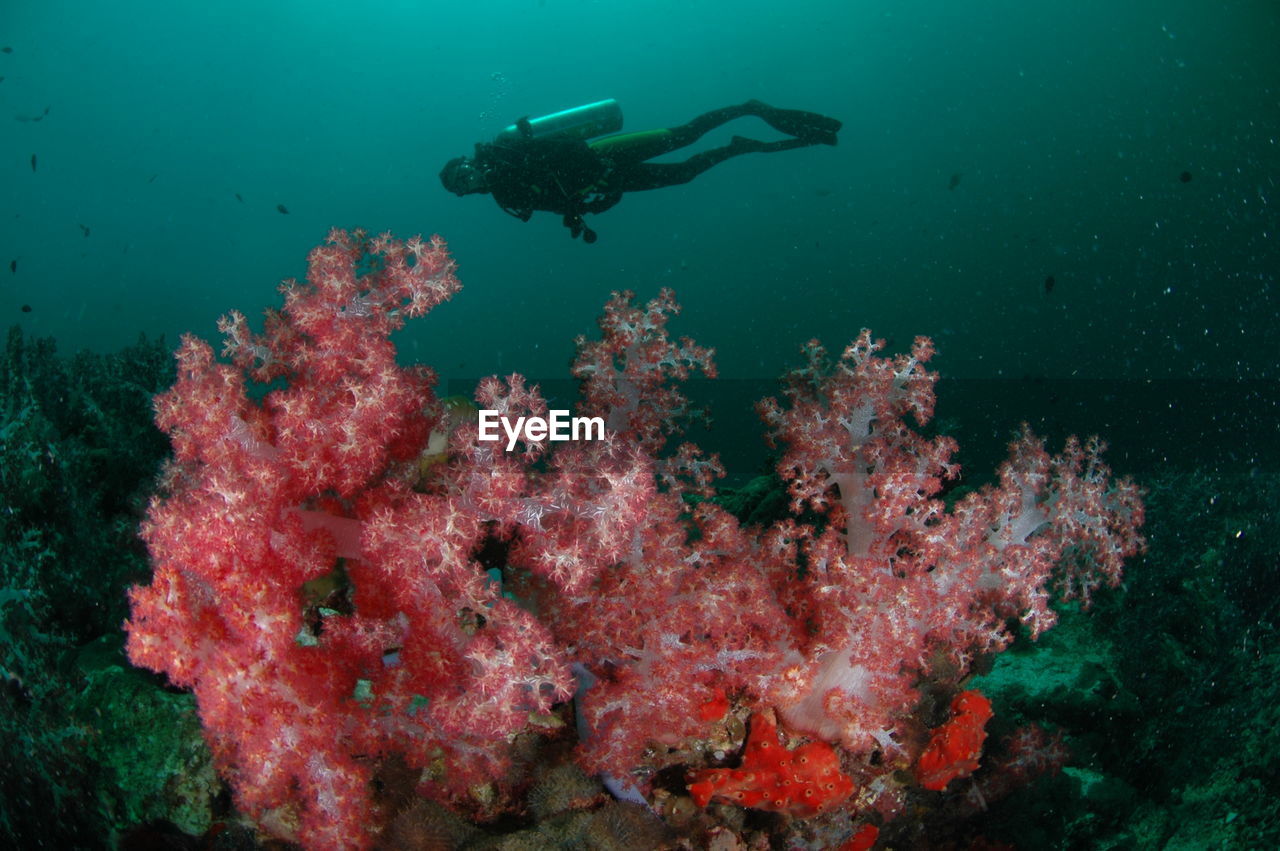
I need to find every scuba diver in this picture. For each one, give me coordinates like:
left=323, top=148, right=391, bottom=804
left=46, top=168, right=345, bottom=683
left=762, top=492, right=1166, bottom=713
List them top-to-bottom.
left=439, top=99, right=841, bottom=243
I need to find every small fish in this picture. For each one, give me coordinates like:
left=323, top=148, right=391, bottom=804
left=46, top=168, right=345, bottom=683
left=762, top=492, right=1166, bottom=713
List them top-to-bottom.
left=1, top=47, right=12, bottom=54
left=0, top=77, right=6, bottom=84
left=16, top=106, right=50, bottom=123
left=30, top=153, right=36, bottom=172
left=1179, top=170, right=1192, bottom=183
left=948, top=172, right=962, bottom=190
left=147, top=173, right=158, bottom=184
left=235, top=192, right=244, bottom=203
left=276, top=203, right=289, bottom=214
left=79, top=224, right=90, bottom=237
left=9, top=259, right=15, bottom=274
left=1044, top=275, right=1056, bottom=295
left=21, top=304, right=31, bottom=313
left=1, top=667, right=32, bottom=706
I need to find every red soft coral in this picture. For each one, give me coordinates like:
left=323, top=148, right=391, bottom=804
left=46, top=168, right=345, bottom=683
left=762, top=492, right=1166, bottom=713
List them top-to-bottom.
left=915, top=690, right=995, bottom=791
left=689, top=711, right=855, bottom=818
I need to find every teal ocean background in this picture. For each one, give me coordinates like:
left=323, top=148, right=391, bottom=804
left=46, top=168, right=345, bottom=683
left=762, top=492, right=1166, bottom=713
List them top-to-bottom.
left=6, top=0, right=1276, bottom=387
left=3, top=2, right=1280, bottom=848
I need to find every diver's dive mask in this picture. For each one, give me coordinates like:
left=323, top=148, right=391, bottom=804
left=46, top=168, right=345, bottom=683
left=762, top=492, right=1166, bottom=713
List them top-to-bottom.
left=439, top=157, right=488, bottom=196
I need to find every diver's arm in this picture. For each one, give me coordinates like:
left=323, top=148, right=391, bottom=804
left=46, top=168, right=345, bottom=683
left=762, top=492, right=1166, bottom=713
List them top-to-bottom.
left=499, top=203, right=533, bottom=222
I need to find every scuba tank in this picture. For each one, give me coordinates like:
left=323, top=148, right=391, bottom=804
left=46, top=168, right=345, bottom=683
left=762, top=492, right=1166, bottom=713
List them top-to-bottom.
left=494, top=99, right=623, bottom=143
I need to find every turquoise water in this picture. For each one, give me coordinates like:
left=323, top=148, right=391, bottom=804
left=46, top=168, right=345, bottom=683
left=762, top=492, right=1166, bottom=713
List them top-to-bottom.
left=5, top=0, right=1275, bottom=387
left=3, top=3, right=1280, bottom=847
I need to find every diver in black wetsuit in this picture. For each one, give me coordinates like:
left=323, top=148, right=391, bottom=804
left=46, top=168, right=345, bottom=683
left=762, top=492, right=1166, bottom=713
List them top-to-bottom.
left=439, top=99, right=841, bottom=243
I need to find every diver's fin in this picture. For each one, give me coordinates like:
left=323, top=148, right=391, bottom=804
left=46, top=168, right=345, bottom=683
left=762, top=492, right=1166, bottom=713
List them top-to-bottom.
left=746, top=100, right=841, bottom=145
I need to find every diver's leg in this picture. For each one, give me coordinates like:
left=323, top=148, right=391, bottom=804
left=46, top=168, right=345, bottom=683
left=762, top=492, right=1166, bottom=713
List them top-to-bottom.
left=595, top=102, right=842, bottom=166
left=662, top=102, right=760, bottom=147
left=586, top=104, right=763, bottom=163
left=589, top=129, right=679, bottom=162
left=620, top=136, right=811, bottom=191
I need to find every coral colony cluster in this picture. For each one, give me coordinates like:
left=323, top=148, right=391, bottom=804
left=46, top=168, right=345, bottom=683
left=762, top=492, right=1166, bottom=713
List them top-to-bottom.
left=124, top=230, right=1145, bottom=848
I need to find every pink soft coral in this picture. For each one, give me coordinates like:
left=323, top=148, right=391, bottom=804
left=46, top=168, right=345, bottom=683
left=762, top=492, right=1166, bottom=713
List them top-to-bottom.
left=127, top=230, right=573, bottom=847
left=127, top=232, right=1144, bottom=847
left=755, top=332, right=1145, bottom=757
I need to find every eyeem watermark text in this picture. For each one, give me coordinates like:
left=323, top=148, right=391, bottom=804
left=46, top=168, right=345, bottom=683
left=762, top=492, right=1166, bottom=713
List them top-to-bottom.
left=478, top=410, right=605, bottom=451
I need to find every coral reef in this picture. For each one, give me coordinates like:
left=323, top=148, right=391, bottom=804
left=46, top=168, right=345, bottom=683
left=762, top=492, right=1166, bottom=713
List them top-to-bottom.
left=0, top=326, right=196, bottom=846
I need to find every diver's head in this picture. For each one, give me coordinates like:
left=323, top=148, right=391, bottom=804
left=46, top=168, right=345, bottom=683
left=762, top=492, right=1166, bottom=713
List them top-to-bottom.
left=440, top=156, right=488, bottom=195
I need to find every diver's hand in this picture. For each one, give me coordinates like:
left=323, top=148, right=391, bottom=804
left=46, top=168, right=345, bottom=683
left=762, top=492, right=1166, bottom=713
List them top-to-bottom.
left=564, top=212, right=597, bottom=243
